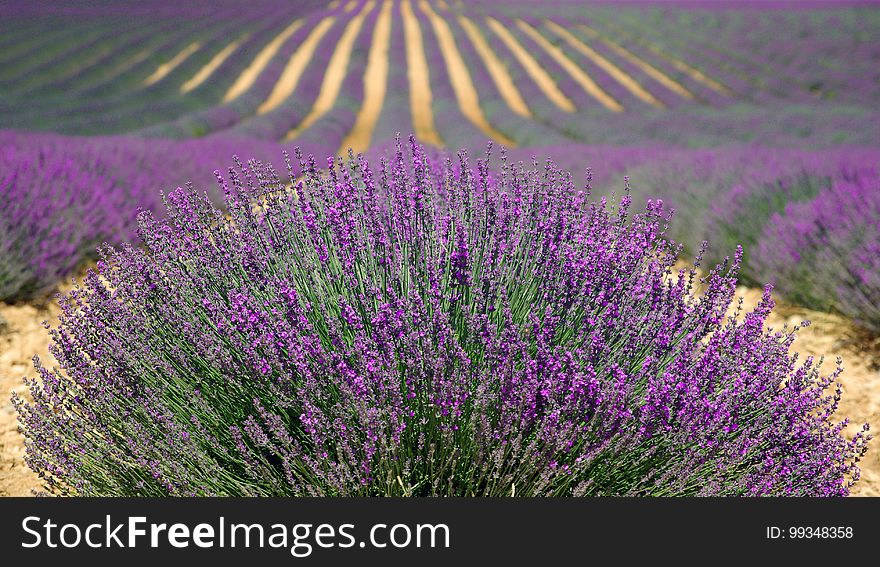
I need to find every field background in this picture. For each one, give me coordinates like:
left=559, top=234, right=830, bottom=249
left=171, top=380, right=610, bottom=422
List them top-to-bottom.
left=1, top=0, right=879, bottom=495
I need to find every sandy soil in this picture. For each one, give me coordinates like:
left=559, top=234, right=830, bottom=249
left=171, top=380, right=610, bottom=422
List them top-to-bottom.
left=340, top=0, right=393, bottom=154
left=401, top=0, right=443, bottom=146
left=420, top=0, right=516, bottom=146
left=284, top=1, right=376, bottom=142
left=458, top=14, right=532, bottom=119
left=256, top=16, right=334, bottom=115
left=486, top=16, right=577, bottom=113
left=223, top=19, right=304, bottom=103
left=516, top=19, right=623, bottom=113
left=590, top=19, right=734, bottom=97
left=546, top=21, right=665, bottom=108
left=576, top=24, right=696, bottom=101
left=180, top=34, right=249, bottom=94
left=143, top=41, right=202, bottom=87
left=1, top=285, right=877, bottom=496
left=733, top=286, right=880, bottom=496
left=0, top=299, right=60, bottom=496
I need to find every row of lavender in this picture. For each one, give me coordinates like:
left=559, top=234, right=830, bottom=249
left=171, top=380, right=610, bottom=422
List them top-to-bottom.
left=0, top=1, right=326, bottom=134
left=475, top=1, right=880, bottom=107
left=458, top=7, right=880, bottom=147
left=0, top=130, right=330, bottom=301
left=622, top=147, right=880, bottom=331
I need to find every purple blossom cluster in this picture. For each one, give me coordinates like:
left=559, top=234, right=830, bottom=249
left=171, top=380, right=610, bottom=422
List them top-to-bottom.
left=15, top=140, right=869, bottom=496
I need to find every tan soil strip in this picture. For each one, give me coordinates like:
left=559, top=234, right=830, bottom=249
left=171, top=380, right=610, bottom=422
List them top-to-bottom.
left=328, top=0, right=340, bottom=9
left=339, top=0, right=393, bottom=154
left=344, top=0, right=358, bottom=12
left=401, top=0, right=443, bottom=147
left=419, top=0, right=516, bottom=147
left=437, top=0, right=450, bottom=9
left=284, top=1, right=377, bottom=142
left=458, top=14, right=532, bottom=118
left=485, top=16, right=576, bottom=113
left=257, top=17, right=336, bottom=115
left=222, top=19, right=304, bottom=103
left=516, top=19, right=623, bottom=113
left=545, top=20, right=664, bottom=108
left=588, top=21, right=734, bottom=97
left=577, top=24, right=695, bottom=101
left=42, top=34, right=141, bottom=86
left=180, top=34, right=250, bottom=94
left=143, top=41, right=202, bottom=86
left=1, top=300, right=61, bottom=496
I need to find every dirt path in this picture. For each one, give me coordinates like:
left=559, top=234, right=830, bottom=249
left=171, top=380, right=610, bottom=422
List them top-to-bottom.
left=339, top=0, right=393, bottom=154
left=401, top=0, right=443, bottom=146
left=420, top=0, right=516, bottom=147
left=284, top=1, right=376, bottom=142
left=458, top=14, right=532, bottom=119
left=257, top=16, right=336, bottom=115
left=516, top=18, right=623, bottom=112
left=223, top=19, right=304, bottom=103
left=587, top=19, right=734, bottom=97
left=545, top=20, right=665, bottom=108
left=576, top=24, right=695, bottom=101
left=180, top=33, right=250, bottom=94
left=143, top=41, right=202, bottom=87
left=1, top=286, right=877, bottom=496
left=0, top=300, right=59, bottom=496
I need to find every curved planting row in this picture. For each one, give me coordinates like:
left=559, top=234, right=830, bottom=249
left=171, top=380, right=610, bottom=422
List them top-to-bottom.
left=284, top=0, right=379, bottom=150
left=7, top=1, right=876, bottom=148
left=140, top=1, right=368, bottom=142
left=368, top=1, right=416, bottom=146
left=623, top=8, right=880, bottom=106
left=446, top=11, right=569, bottom=147
left=0, top=18, right=208, bottom=116
left=8, top=18, right=278, bottom=134
left=753, top=172, right=880, bottom=331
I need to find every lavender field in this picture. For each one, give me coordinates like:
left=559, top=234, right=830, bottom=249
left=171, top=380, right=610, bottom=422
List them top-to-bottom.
left=1, top=0, right=879, bottom=497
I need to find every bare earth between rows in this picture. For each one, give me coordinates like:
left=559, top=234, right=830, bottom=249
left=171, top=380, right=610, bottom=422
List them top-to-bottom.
left=1, top=283, right=877, bottom=496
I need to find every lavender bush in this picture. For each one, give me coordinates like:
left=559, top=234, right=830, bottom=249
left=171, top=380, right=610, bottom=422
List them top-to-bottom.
left=15, top=140, right=869, bottom=496
left=753, top=171, right=880, bottom=332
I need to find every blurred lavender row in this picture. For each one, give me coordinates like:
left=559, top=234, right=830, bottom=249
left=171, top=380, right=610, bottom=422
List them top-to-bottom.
left=0, top=130, right=328, bottom=301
